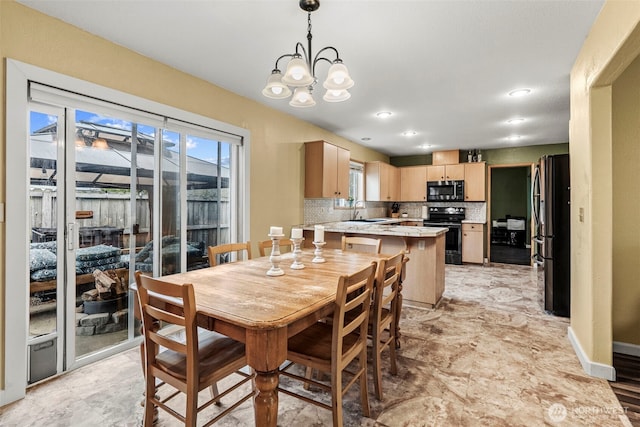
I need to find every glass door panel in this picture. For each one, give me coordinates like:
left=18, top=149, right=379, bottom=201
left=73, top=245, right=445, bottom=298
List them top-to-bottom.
left=28, top=108, right=64, bottom=384
left=72, top=110, right=137, bottom=358
left=160, top=130, right=182, bottom=275
left=185, top=134, right=231, bottom=267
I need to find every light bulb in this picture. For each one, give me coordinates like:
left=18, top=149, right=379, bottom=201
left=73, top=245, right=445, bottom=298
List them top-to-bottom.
left=290, top=66, right=305, bottom=81
left=271, top=86, right=283, bottom=95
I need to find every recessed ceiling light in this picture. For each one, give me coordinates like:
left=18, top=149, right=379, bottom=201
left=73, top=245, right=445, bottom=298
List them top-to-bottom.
left=508, top=88, right=531, bottom=97
left=376, top=111, right=393, bottom=119
left=507, top=118, right=525, bottom=124
left=402, top=131, right=417, bottom=137
left=507, top=135, right=522, bottom=141
left=361, top=137, right=371, bottom=141
left=419, top=144, right=432, bottom=150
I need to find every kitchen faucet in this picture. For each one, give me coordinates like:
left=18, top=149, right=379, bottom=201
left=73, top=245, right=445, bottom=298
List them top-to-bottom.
left=351, top=200, right=362, bottom=220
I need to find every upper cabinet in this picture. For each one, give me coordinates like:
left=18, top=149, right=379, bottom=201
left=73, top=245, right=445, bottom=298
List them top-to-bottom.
left=304, top=140, right=350, bottom=198
left=398, top=148, right=486, bottom=202
left=432, top=150, right=460, bottom=166
left=365, top=161, right=399, bottom=202
left=464, top=162, right=486, bottom=201
left=426, top=164, right=465, bottom=181
left=400, top=165, right=427, bottom=201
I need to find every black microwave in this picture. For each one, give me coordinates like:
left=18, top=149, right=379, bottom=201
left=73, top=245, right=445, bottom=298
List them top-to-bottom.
left=427, top=180, right=465, bottom=202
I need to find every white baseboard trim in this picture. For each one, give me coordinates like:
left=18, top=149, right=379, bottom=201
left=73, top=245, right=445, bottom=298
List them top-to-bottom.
left=568, top=326, right=616, bottom=381
left=613, top=341, right=640, bottom=357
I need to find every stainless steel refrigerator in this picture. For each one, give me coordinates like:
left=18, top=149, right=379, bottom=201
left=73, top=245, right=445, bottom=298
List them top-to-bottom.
left=532, top=154, right=570, bottom=317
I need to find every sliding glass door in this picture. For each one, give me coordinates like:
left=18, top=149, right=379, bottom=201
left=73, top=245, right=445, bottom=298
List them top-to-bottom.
left=26, top=93, right=245, bottom=384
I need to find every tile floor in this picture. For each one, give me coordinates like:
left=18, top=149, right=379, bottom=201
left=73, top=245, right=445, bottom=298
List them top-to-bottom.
left=1, top=263, right=633, bottom=426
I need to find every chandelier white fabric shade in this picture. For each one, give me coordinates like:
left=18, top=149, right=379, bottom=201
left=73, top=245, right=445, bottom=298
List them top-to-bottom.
left=262, top=0, right=354, bottom=107
left=262, top=71, right=292, bottom=99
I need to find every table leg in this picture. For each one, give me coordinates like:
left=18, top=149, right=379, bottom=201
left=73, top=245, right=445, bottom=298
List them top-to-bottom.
left=246, top=328, right=287, bottom=427
left=253, top=370, right=279, bottom=427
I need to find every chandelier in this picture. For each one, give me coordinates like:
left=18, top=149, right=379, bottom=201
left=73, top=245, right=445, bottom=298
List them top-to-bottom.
left=262, top=0, right=354, bottom=107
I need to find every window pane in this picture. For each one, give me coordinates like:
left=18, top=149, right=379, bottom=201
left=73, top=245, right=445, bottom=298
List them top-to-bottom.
left=161, top=130, right=182, bottom=275
left=186, top=135, right=231, bottom=267
left=335, top=162, right=364, bottom=208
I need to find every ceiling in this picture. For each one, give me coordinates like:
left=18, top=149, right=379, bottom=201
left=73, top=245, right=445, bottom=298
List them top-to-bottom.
left=18, top=0, right=604, bottom=157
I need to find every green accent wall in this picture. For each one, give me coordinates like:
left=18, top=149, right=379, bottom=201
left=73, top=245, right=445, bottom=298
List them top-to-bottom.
left=390, top=143, right=569, bottom=167
left=391, top=153, right=433, bottom=167
left=491, top=167, right=531, bottom=240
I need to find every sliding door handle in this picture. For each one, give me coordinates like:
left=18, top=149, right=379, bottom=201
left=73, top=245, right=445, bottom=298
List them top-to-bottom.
left=67, top=223, right=75, bottom=250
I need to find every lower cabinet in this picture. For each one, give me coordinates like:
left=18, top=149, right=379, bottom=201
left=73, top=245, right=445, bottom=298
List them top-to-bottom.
left=462, top=223, right=484, bottom=264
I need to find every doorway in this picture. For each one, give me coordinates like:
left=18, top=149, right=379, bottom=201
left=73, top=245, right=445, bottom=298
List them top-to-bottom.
left=488, top=163, right=535, bottom=265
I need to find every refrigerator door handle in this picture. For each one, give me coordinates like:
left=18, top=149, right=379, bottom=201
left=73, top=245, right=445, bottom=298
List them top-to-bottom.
left=532, top=165, right=541, bottom=226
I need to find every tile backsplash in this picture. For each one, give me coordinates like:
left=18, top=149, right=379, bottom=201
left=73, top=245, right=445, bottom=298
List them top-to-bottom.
left=304, top=199, right=487, bottom=224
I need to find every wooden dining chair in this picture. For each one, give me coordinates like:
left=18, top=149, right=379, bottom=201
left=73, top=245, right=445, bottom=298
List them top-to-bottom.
left=341, top=236, right=382, bottom=254
left=257, top=238, right=293, bottom=257
left=207, top=241, right=251, bottom=266
left=370, top=251, right=404, bottom=400
left=278, top=262, right=377, bottom=427
left=135, top=271, right=255, bottom=426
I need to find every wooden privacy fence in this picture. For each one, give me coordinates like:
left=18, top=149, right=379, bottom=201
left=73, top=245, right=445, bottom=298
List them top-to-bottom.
left=29, top=189, right=229, bottom=247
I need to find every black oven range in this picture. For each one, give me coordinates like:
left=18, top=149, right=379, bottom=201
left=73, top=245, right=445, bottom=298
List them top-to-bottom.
left=423, top=207, right=466, bottom=265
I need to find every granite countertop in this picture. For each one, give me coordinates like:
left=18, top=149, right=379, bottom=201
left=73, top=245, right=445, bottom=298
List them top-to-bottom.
left=302, top=218, right=448, bottom=238
left=462, top=219, right=486, bottom=224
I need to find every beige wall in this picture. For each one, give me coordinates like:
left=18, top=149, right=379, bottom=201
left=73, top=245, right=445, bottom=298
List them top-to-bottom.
left=570, top=0, right=640, bottom=365
left=0, top=1, right=387, bottom=387
left=612, top=54, right=640, bottom=345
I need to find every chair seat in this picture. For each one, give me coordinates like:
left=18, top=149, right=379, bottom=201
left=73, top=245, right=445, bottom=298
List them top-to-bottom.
left=288, top=321, right=360, bottom=365
left=156, top=331, right=246, bottom=382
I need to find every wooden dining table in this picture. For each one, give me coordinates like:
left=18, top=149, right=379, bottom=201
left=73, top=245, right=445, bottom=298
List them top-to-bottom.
left=152, top=248, right=388, bottom=427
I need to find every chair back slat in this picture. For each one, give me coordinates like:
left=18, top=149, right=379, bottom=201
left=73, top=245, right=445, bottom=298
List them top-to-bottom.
left=341, top=236, right=382, bottom=254
left=258, top=238, right=293, bottom=257
left=207, top=241, right=252, bottom=266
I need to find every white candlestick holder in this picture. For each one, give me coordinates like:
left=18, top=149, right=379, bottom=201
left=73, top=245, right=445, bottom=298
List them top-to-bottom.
left=266, top=234, right=285, bottom=276
left=290, top=237, right=305, bottom=269
left=312, top=241, right=326, bottom=263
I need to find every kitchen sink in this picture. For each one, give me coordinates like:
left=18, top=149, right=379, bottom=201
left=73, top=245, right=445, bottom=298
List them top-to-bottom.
left=342, top=218, right=387, bottom=223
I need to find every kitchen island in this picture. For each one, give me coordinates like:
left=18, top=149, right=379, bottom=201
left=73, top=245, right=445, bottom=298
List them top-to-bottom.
left=302, top=219, right=448, bottom=308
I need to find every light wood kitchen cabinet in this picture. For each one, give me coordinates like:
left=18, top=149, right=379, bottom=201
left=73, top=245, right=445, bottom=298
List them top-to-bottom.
left=304, top=140, right=350, bottom=198
left=432, top=150, right=460, bottom=165
left=365, top=161, right=399, bottom=201
left=464, top=161, right=486, bottom=201
left=426, top=163, right=465, bottom=181
left=400, top=166, right=427, bottom=201
left=462, top=223, right=484, bottom=264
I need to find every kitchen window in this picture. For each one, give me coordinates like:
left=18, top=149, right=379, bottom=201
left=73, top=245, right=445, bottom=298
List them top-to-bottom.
left=335, top=161, right=365, bottom=209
